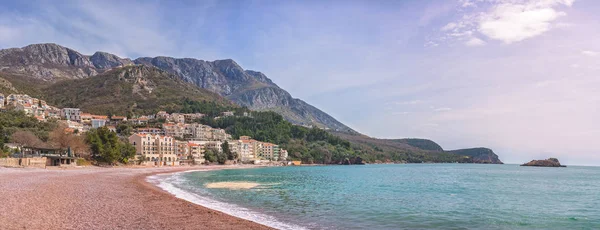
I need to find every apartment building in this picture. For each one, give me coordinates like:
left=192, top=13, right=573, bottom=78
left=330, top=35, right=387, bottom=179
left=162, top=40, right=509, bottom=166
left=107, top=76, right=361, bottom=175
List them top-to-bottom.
left=60, top=108, right=81, bottom=122
left=128, top=134, right=177, bottom=166
left=259, top=143, right=280, bottom=161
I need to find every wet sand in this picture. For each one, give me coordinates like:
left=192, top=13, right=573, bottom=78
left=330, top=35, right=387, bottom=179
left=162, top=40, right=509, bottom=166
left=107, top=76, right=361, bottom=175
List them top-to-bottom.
left=0, top=166, right=273, bottom=230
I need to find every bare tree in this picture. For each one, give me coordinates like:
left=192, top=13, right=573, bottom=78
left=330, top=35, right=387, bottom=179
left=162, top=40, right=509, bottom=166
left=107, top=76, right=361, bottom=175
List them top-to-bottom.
left=49, top=125, right=74, bottom=155
left=11, top=131, right=43, bottom=156
left=70, top=136, right=91, bottom=159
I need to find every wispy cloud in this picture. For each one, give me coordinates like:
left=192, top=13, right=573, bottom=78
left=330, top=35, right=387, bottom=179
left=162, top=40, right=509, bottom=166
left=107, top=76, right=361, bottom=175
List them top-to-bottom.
left=581, top=50, right=598, bottom=56
left=434, top=107, right=453, bottom=112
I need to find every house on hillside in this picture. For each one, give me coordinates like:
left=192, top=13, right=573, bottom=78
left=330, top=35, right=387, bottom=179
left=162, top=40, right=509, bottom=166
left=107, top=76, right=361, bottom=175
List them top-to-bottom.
left=60, top=108, right=81, bottom=122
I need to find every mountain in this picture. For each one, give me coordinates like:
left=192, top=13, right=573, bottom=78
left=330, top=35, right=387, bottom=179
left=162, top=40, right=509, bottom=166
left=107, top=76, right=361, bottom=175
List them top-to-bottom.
left=0, top=43, right=353, bottom=132
left=0, top=43, right=503, bottom=163
left=133, top=57, right=353, bottom=132
left=0, top=65, right=234, bottom=116
left=43, top=65, right=234, bottom=116
left=331, top=131, right=503, bottom=164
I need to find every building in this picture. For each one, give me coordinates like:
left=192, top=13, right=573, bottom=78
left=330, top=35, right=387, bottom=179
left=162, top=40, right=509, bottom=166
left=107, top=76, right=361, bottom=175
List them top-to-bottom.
left=0, top=93, right=4, bottom=108
left=15, top=103, right=34, bottom=115
left=45, top=107, right=61, bottom=120
left=61, top=108, right=81, bottom=122
left=222, top=111, right=234, bottom=116
left=80, top=113, right=93, bottom=124
left=183, top=113, right=204, bottom=121
left=110, top=116, right=127, bottom=124
left=129, top=117, right=149, bottom=125
left=91, top=119, right=107, bottom=128
left=60, top=120, right=84, bottom=133
left=163, top=122, right=186, bottom=139
left=135, top=128, right=165, bottom=135
left=129, top=133, right=177, bottom=166
left=236, top=136, right=257, bottom=161
left=175, top=140, right=190, bottom=161
left=188, top=142, right=205, bottom=164
left=259, top=143, right=280, bottom=161
left=280, top=149, right=289, bottom=161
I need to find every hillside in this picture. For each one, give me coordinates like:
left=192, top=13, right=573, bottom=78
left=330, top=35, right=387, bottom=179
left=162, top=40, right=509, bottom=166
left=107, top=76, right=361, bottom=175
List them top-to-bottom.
left=0, top=43, right=353, bottom=132
left=42, top=65, right=235, bottom=116
left=331, top=131, right=503, bottom=164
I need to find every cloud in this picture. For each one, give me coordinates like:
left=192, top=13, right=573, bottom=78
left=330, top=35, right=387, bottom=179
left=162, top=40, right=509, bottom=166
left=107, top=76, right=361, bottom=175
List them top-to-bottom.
left=437, top=0, right=576, bottom=45
left=478, top=5, right=565, bottom=43
left=441, top=22, right=458, bottom=31
left=465, top=37, right=486, bottom=46
left=581, top=50, right=598, bottom=57
left=393, top=100, right=423, bottom=105
left=434, top=107, right=453, bottom=112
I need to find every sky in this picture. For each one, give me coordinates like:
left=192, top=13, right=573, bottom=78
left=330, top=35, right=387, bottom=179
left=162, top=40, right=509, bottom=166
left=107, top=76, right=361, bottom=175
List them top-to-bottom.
left=0, top=0, right=598, bottom=165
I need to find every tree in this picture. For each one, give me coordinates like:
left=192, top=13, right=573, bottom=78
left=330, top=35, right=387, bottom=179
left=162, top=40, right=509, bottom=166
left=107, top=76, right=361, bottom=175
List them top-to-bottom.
left=49, top=125, right=74, bottom=154
left=86, top=127, right=130, bottom=165
left=11, top=131, right=43, bottom=154
left=70, top=136, right=90, bottom=159
left=222, top=141, right=235, bottom=160
left=119, top=142, right=136, bottom=164
left=204, top=149, right=217, bottom=163
left=216, top=151, right=227, bottom=164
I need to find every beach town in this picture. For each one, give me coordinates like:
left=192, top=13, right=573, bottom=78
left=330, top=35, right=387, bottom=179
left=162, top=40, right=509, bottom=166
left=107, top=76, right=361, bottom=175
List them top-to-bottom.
left=0, top=93, right=291, bottom=168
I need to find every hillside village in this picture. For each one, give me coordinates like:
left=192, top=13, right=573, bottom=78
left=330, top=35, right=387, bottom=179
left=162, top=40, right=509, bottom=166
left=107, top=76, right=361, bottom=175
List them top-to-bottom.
left=0, top=93, right=289, bottom=167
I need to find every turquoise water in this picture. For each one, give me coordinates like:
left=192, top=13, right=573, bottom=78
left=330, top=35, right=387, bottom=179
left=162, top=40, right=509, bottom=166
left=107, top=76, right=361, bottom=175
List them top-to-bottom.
left=164, top=164, right=600, bottom=229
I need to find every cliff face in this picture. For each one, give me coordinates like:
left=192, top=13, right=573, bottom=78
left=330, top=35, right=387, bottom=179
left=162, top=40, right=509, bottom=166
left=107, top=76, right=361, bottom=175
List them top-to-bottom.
left=0, top=44, right=352, bottom=132
left=0, top=44, right=131, bottom=80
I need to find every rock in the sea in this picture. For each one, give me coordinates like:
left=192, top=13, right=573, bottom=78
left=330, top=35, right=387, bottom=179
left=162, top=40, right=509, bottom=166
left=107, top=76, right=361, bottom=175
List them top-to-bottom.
left=521, top=158, right=566, bottom=167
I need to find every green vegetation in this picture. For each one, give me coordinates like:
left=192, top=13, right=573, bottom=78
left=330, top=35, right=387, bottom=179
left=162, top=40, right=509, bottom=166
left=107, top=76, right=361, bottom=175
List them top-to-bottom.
left=41, top=66, right=234, bottom=117
left=0, top=111, right=57, bottom=149
left=199, top=111, right=357, bottom=164
left=86, top=127, right=136, bottom=165
left=393, top=138, right=444, bottom=151
left=222, top=141, right=236, bottom=160
left=203, top=148, right=226, bottom=164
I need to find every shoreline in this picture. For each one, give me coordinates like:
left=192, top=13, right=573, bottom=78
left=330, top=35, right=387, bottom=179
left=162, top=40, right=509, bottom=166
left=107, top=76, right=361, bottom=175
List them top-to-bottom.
left=0, top=165, right=273, bottom=230
left=145, top=166, right=308, bottom=230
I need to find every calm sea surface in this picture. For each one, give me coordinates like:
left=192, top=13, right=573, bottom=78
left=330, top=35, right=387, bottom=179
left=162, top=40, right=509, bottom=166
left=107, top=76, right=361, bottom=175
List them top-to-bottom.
left=157, top=164, right=600, bottom=229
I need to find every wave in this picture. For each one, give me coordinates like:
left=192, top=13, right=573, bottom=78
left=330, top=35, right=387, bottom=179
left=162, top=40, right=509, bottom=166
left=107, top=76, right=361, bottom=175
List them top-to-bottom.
left=147, top=170, right=308, bottom=230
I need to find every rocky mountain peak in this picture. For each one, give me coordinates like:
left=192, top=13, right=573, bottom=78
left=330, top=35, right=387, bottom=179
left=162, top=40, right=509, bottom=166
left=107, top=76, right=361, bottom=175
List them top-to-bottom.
left=90, top=51, right=133, bottom=69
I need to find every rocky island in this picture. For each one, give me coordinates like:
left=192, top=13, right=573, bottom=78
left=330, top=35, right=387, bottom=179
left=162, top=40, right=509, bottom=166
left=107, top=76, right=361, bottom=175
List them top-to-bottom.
left=521, top=158, right=566, bottom=167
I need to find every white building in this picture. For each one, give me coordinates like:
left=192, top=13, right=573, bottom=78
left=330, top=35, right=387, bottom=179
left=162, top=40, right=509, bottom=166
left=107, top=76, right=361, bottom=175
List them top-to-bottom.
left=61, top=108, right=81, bottom=122
left=91, top=119, right=107, bottom=128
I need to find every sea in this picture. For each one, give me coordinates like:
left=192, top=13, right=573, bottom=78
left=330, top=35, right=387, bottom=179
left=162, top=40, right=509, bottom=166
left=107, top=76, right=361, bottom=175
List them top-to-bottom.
left=149, top=164, right=600, bottom=229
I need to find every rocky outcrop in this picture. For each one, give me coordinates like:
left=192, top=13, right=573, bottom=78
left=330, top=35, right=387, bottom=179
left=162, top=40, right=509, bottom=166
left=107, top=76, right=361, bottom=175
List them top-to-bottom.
left=0, top=44, right=353, bottom=132
left=90, top=52, right=132, bottom=69
left=521, top=158, right=566, bottom=167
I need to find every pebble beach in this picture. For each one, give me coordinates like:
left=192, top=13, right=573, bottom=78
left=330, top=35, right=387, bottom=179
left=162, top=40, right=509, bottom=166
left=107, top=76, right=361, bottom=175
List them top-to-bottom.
left=0, top=166, right=272, bottom=230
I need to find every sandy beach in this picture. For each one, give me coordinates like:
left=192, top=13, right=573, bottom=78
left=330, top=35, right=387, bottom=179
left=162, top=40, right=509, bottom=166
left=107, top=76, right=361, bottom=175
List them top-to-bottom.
left=0, top=166, right=273, bottom=230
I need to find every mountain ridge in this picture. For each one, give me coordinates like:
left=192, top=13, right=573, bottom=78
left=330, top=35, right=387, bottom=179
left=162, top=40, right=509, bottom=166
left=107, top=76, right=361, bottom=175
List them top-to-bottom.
left=0, top=43, right=353, bottom=132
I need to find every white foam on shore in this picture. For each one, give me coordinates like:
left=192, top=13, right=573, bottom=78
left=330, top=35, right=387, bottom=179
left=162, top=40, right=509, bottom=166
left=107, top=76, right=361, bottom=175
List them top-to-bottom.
left=147, top=171, right=307, bottom=230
